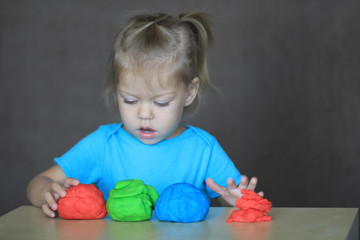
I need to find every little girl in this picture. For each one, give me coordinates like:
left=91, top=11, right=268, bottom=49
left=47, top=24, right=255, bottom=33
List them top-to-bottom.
left=27, top=11, right=263, bottom=218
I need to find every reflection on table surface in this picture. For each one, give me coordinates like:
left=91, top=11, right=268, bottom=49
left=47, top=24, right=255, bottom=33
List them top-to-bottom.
left=0, top=206, right=358, bottom=240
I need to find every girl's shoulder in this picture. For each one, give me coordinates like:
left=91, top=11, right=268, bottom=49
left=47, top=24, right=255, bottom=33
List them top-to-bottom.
left=96, top=123, right=123, bottom=138
left=185, top=125, right=217, bottom=146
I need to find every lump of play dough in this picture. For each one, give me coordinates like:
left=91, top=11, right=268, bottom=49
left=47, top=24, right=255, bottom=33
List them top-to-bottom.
left=106, top=179, right=159, bottom=221
left=57, top=183, right=107, bottom=219
left=154, top=183, right=210, bottom=223
left=226, top=189, right=272, bottom=223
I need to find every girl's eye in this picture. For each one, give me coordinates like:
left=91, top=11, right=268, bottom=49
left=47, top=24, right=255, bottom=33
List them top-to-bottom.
left=124, top=99, right=137, bottom=104
left=155, top=101, right=170, bottom=107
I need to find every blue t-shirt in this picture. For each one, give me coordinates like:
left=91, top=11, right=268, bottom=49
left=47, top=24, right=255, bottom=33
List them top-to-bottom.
left=55, top=123, right=241, bottom=200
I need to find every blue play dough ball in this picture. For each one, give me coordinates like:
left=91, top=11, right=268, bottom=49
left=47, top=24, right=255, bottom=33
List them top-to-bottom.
left=154, top=183, right=210, bottom=223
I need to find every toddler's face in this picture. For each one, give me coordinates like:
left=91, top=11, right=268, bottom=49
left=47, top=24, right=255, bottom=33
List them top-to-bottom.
left=117, top=69, right=196, bottom=145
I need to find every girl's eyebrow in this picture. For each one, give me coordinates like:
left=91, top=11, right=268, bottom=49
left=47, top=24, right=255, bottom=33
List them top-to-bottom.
left=118, top=88, right=177, bottom=99
left=117, top=89, right=138, bottom=97
left=153, top=92, right=177, bottom=99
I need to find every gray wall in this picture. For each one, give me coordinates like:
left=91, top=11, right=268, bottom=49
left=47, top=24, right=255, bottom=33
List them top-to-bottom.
left=1, top=0, right=360, bottom=215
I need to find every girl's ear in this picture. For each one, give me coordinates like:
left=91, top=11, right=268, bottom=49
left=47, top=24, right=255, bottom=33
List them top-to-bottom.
left=184, top=77, right=200, bottom=106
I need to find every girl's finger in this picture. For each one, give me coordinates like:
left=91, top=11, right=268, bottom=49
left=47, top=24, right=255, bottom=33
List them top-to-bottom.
left=238, top=175, right=249, bottom=189
left=247, top=177, right=258, bottom=191
left=63, top=178, right=80, bottom=188
left=206, top=178, right=226, bottom=196
left=227, top=178, right=237, bottom=190
left=51, top=182, right=66, bottom=198
left=44, top=191, right=57, bottom=211
left=42, top=203, right=55, bottom=218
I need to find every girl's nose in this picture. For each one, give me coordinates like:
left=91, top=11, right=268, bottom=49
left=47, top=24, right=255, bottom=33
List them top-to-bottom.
left=138, top=103, right=154, bottom=120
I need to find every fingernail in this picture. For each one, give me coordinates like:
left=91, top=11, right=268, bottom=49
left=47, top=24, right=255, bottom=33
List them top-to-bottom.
left=60, top=191, right=66, bottom=197
left=52, top=204, right=57, bottom=210
left=50, top=213, right=55, bottom=218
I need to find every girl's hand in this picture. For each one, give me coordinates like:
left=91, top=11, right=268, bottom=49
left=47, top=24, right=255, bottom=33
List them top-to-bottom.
left=206, top=176, right=264, bottom=206
left=42, top=178, right=79, bottom=218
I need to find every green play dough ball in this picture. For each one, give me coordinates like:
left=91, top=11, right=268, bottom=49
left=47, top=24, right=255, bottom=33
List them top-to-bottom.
left=106, top=179, right=159, bottom=221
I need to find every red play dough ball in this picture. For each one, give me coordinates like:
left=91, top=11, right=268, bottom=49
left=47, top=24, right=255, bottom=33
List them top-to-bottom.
left=57, top=184, right=107, bottom=219
left=226, top=189, right=272, bottom=223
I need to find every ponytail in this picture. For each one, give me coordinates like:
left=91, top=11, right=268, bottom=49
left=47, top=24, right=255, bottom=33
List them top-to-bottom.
left=179, top=12, right=215, bottom=116
left=179, top=12, right=214, bottom=52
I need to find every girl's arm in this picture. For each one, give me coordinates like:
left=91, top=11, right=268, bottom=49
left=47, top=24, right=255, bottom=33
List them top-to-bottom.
left=27, top=165, right=79, bottom=218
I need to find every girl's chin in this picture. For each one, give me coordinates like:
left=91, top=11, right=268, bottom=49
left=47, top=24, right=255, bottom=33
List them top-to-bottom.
left=138, top=138, right=161, bottom=145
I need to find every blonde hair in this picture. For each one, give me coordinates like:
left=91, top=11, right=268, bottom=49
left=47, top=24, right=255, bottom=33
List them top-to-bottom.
left=104, top=11, right=214, bottom=118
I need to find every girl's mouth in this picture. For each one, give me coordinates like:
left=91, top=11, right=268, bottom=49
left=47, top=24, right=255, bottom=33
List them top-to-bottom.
left=138, top=127, right=156, bottom=139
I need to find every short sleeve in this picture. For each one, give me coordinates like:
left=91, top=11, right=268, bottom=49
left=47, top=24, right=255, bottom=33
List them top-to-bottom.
left=54, top=127, right=107, bottom=184
left=205, top=139, right=242, bottom=198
